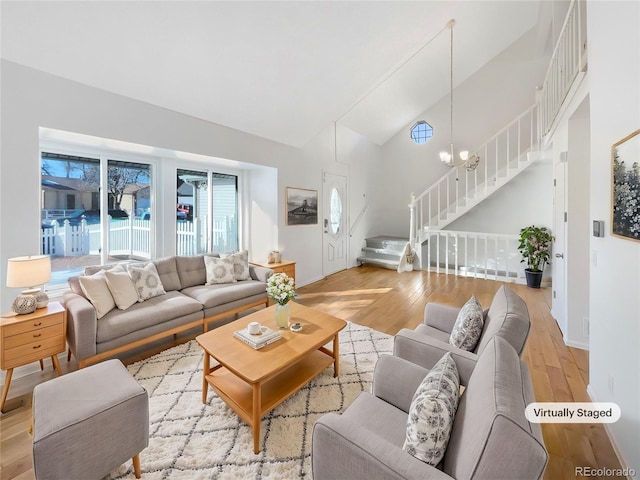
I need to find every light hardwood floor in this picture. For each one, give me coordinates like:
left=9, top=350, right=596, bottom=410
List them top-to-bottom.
left=0, top=266, right=624, bottom=479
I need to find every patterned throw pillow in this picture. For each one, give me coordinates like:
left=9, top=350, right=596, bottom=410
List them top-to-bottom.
left=222, top=250, right=251, bottom=281
left=204, top=255, right=236, bottom=284
left=127, top=263, right=166, bottom=302
left=449, top=295, right=484, bottom=351
left=403, top=352, right=460, bottom=465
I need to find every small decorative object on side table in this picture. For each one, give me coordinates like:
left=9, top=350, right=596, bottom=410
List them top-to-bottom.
left=266, top=273, right=296, bottom=329
left=1, top=301, right=66, bottom=412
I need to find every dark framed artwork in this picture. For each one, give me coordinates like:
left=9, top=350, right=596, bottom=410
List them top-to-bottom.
left=612, top=129, right=640, bottom=241
left=286, top=187, right=318, bottom=225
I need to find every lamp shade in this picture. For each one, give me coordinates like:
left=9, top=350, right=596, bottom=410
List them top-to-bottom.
left=6, top=255, right=51, bottom=288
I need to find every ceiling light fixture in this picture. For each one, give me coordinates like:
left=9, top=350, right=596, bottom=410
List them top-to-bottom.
left=439, top=19, right=480, bottom=171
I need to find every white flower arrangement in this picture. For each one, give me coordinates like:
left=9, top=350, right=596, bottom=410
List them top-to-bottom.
left=266, top=272, right=296, bottom=305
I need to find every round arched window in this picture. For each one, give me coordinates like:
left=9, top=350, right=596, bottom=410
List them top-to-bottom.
left=329, top=187, right=342, bottom=235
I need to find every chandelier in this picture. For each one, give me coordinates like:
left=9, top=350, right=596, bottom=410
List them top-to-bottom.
left=439, top=19, right=480, bottom=171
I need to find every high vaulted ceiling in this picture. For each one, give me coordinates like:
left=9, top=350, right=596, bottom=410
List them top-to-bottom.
left=1, top=1, right=543, bottom=147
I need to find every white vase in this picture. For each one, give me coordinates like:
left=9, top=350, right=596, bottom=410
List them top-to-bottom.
left=275, top=303, right=290, bottom=329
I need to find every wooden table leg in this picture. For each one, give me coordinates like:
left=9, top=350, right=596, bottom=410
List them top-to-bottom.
left=333, top=333, right=340, bottom=377
left=202, top=352, right=210, bottom=404
left=51, top=355, right=63, bottom=376
left=39, top=359, right=44, bottom=370
left=1, top=368, right=14, bottom=413
left=252, top=383, right=261, bottom=453
left=132, top=453, right=141, bottom=479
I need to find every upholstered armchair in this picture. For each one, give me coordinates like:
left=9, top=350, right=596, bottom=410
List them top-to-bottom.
left=394, top=285, right=530, bottom=376
left=312, top=336, right=547, bottom=480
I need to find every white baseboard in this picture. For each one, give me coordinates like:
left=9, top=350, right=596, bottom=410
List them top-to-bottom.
left=564, top=337, right=589, bottom=350
left=586, top=386, right=634, bottom=479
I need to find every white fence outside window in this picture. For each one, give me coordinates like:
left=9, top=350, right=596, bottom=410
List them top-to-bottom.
left=42, top=216, right=235, bottom=258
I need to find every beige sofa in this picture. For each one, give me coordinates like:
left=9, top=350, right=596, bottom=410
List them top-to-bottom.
left=64, top=254, right=273, bottom=368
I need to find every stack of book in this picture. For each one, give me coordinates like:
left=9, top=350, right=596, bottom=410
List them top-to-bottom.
left=233, top=325, right=282, bottom=349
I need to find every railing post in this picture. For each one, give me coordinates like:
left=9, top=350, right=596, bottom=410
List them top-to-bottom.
left=409, top=194, right=416, bottom=244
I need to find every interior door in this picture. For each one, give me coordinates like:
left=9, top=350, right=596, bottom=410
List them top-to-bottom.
left=551, top=154, right=568, bottom=336
left=323, top=172, right=347, bottom=276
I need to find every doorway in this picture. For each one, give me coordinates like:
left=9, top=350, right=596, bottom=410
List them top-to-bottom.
left=322, top=172, right=347, bottom=276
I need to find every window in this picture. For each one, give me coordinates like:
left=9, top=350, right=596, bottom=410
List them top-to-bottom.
left=410, top=121, right=433, bottom=144
left=41, top=152, right=153, bottom=285
left=176, top=170, right=238, bottom=255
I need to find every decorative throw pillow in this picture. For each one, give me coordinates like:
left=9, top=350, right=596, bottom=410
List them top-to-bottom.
left=222, top=250, right=251, bottom=281
left=204, top=255, right=236, bottom=284
left=127, top=263, right=166, bottom=302
left=78, top=270, right=116, bottom=319
left=105, top=270, right=139, bottom=310
left=449, top=295, right=484, bottom=351
left=403, top=352, right=460, bottom=465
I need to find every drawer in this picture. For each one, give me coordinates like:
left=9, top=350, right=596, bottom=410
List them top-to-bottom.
left=2, top=313, right=63, bottom=337
left=3, top=324, right=64, bottom=349
left=3, top=336, right=65, bottom=366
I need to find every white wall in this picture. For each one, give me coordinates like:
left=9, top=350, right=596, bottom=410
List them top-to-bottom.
left=587, top=0, right=640, bottom=471
left=376, top=28, right=549, bottom=237
left=0, top=60, right=382, bottom=310
left=447, top=159, right=553, bottom=235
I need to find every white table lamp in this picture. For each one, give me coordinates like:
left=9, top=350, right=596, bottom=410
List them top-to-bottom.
left=6, top=255, right=52, bottom=314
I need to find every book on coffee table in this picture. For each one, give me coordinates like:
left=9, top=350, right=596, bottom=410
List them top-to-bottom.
left=233, top=326, right=282, bottom=349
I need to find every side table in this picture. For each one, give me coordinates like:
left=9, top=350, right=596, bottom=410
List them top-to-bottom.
left=250, top=260, right=296, bottom=283
left=1, top=301, right=66, bottom=412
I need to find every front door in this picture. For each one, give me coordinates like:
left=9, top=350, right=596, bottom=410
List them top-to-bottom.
left=322, top=172, right=347, bottom=276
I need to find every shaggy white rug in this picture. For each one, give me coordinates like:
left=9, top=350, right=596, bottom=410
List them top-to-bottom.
left=109, top=322, right=392, bottom=479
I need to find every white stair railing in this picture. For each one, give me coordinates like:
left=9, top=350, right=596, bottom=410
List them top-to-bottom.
left=538, top=0, right=587, bottom=137
left=410, top=104, right=539, bottom=245
left=425, top=229, right=523, bottom=282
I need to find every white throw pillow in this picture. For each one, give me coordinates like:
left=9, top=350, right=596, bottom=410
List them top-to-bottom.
left=222, top=250, right=251, bottom=281
left=204, top=255, right=236, bottom=284
left=127, top=263, right=166, bottom=302
left=78, top=270, right=116, bottom=319
left=105, top=270, right=139, bottom=310
left=449, top=295, right=484, bottom=351
left=403, top=352, right=460, bottom=465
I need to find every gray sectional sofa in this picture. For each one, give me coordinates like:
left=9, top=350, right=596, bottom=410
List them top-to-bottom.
left=64, top=254, right=273, bottom=368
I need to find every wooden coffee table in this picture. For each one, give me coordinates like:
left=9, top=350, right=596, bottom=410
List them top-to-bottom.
left=196, top=302, right=346, bottom=453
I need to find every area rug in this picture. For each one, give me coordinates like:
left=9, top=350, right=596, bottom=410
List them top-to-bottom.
left=109, top=322, right=393, bottom=479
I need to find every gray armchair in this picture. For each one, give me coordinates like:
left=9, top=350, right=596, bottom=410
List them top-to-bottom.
left=394, top=286, right=530, bottom=374
left=312, top=336, right=547, bottom=480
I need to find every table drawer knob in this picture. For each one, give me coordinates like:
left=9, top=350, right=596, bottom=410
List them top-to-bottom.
left=33, top=322, right=42, bottom=327
left=33, top=333, right=42, bottom=338
left=33, top=344, right=42, bottom=349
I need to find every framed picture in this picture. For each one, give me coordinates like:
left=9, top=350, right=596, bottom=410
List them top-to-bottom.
left=612, top=129, right=640, bottom=241
left=286, top=187, right=318, bottom=225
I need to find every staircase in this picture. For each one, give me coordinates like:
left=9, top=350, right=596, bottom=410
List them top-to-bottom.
left=410, top=104, right=542, bottom=246
left=357, top=236, right=408, bottom=270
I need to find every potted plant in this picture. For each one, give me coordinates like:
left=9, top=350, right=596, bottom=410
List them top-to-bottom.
left=518, top=225, right=553, bottom=288
left=266, top=273, right=296, bottom=328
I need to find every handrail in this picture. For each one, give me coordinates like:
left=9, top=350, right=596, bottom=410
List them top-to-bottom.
left=538, top=0, right=586, bottom=136
left=410, top=103, right=539, bottom=244
left=349, top=203, right=368, bottom=237
left=424, top=229, right=523, bottom=282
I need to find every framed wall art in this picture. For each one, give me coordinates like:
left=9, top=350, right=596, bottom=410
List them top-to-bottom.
left=612, top=128, right=640, bottom=241
left=286, top=187, right=318, bottom=225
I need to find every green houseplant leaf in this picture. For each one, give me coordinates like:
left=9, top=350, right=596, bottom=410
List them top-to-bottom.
left=518, top=225, right=553, bottom=272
